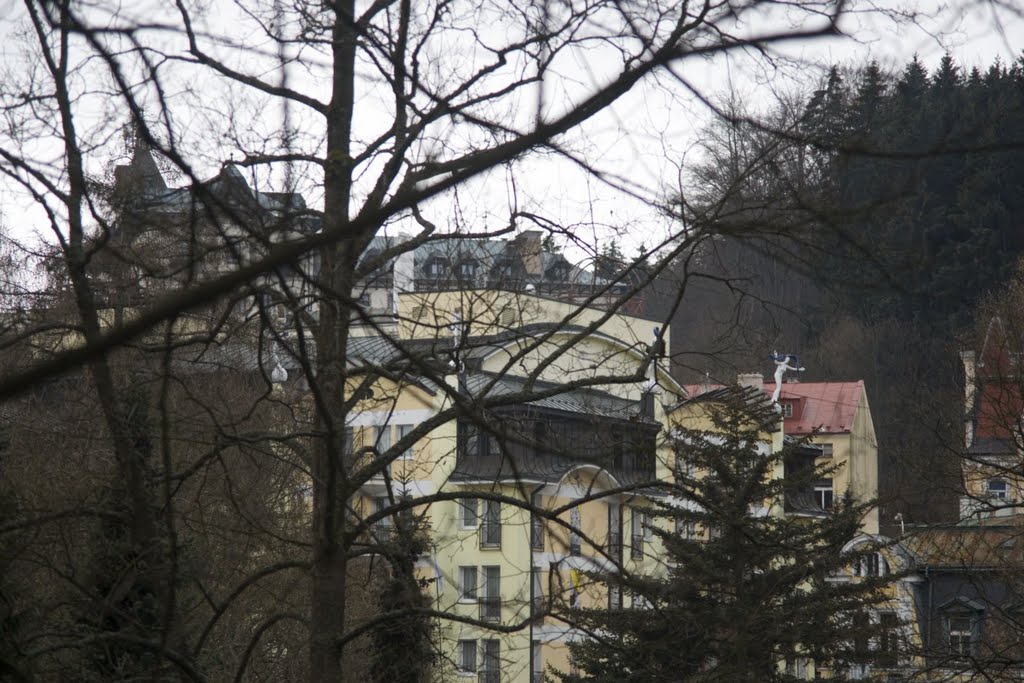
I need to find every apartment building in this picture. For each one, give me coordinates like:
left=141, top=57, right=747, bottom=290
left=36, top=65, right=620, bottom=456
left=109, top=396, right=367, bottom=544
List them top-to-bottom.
left=347, top=289, right=682, bottom=682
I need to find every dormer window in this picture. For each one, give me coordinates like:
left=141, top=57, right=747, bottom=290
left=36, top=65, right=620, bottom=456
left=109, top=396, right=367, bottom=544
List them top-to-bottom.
left=425, top=257, right=447, bottom=278
left=493, top=258, right=515, bottom=281
left=457, top=260, right=477, bottom=280
left=546, top=262, right=570, bottom=281
left=779, top=398, right=804, bottom=420
left=940, top=598, right=985, bottom=658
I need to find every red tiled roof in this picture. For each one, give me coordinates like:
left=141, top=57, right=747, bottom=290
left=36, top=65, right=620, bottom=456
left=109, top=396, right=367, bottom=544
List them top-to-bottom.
left=682, top=381, right=865, bottom=435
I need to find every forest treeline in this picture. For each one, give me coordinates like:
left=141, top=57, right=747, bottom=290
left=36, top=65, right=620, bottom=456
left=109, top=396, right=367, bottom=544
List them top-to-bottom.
left=666, top=53, right=1024, bottom=531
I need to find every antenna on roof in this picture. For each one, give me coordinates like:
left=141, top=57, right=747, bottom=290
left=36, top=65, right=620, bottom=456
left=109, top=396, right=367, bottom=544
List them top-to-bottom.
left=769, top=350, right=804, bottom=405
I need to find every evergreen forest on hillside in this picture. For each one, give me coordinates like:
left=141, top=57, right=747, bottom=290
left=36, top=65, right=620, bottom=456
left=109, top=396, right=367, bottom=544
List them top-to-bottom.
left=666, top=53, right=1024, bottom=531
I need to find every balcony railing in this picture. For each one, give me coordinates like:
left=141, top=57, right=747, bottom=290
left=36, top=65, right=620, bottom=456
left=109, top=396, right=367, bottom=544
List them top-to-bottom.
left=455, top=417, right=658, bottom=485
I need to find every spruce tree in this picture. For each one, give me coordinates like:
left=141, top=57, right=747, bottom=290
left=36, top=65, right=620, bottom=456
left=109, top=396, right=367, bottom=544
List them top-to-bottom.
left=560, top=390, right=894, bottom=683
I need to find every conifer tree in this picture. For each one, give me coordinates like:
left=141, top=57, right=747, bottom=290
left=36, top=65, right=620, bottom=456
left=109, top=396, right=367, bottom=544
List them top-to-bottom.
left=560, top=390, right=895, bottom=683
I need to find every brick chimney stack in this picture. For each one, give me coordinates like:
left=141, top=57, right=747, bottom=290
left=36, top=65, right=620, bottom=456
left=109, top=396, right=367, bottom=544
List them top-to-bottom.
left=514, top=230, right=543, bottom=277
left=737, top=372, right=764, bottom=392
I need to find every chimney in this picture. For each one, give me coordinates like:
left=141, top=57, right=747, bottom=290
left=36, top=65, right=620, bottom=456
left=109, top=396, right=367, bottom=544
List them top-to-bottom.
left=514, top=230, right=543, bottom=277
left=737, top=373, right=764, bottom=392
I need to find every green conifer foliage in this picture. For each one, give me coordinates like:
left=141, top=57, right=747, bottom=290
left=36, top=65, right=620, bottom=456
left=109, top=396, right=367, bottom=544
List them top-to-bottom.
left=560, top=392, right=895, bottom=683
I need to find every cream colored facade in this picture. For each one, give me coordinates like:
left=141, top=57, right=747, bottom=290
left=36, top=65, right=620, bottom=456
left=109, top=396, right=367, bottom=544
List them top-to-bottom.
left=350, top=291, right=681, bottom=682
left=350, top=293, right=889, bottom=681
left=816, top=392, right=880, bottom=536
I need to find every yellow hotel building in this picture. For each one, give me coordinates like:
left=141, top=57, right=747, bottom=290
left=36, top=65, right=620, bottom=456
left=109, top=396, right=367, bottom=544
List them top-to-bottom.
left=347, top=290, right=683, bottom=682
left=347, top=290, right=881, bottom=681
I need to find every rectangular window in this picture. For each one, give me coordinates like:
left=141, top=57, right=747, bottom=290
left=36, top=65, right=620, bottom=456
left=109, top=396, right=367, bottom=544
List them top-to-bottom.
left=781, top=402, right=794, bottom=418
left=396, top=423, right=414, bottom=459
left=374, top=425, right=391, bottom=455
left=344, top=426, right=355, bottom=455
left=819, top=443, right=833, bottom=458
left=988, top=478, right=1008, bottom=500
left=815, top=479, right=834, bottom=510
left=531, top=493, right=545, bottom=551
left=373, top=497, right=391, bottom=535
left=460, top=499, right=479, bottom=529
left=481, top=500, right=501, bottom=548
left=607, top=504, right=622, bottom=562
left=569, top=507, right=581, bottom=556
left=630, top=508, right=643, bottom=559
left=643, top=511, right=654, bottom=541
left=676, top=519, right=697, bottom=539
left=459, top=566, right=478, bottom=602
left=480, top=566, right=501, bottom=621
left=531, top=566, right=543, bottom=616
left=608, top=583, right=622, bottom=610
left=852, top=611, right=870, bottom=658
left=878, top=611, right=898, bottom=664
left=948, top=616, right=974, bottom=657
left=457, top=639, right=477, bottom=673
left=480, top=639, right=500, bottom=683
left=531, top=641, right=542, bottom=683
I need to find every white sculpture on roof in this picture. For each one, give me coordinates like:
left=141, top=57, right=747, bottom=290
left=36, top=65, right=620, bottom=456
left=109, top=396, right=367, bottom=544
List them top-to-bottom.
left=769, top=351, right=804, bottom=405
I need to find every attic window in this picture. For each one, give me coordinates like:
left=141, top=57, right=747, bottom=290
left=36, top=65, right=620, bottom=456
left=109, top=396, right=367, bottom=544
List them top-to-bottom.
left=425, top=258, right=447, bottom=278
left=494, top=258, right=515, bottom=280
left=457, top=260, right=477, bottom=279
left=546, top=262, right=570, bottom=281
left=780, top=402, right=794, bottom=418
left=940, top=599, right=985, bottom=658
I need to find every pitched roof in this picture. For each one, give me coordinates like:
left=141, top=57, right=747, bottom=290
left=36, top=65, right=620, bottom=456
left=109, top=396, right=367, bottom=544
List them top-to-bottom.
left=463, top=373, right=658, bottom=425
left=682, top=380, right=865, bottom=435
left=763, top=381, right=864, bottom=435
left=673, top=384, right=780, bottom=430
left=904, top=524, right=1024, bottom=569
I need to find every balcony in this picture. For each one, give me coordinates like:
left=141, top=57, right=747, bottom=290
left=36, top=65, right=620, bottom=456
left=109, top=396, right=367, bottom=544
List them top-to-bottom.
left=453, top=409, right=658, bottom=485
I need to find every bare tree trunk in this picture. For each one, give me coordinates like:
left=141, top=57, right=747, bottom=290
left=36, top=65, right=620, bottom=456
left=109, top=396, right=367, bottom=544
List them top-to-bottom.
left=26, top=0, right=166, bottom=643
left=310, top=2, right=358, bottom=679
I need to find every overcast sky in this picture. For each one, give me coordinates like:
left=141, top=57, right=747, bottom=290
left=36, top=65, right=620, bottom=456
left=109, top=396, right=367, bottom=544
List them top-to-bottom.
left=0, top=1, right=1021, bottom=262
